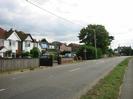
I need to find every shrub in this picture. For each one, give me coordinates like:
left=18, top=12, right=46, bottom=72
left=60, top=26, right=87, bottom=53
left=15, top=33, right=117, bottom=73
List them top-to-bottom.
left=76, top=45, right=103, bottom=59
left=30, top=47, right=40, bottom=58
left=22, top=51, right=30, bottom=58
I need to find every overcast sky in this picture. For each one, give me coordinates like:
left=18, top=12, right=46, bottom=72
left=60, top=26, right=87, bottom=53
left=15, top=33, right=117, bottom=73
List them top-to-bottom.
left=0, top=0, right=133, bottom=48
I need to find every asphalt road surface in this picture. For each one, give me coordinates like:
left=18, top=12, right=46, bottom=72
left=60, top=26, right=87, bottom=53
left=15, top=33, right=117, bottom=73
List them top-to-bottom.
left=0, top=56, right=128, bottom=99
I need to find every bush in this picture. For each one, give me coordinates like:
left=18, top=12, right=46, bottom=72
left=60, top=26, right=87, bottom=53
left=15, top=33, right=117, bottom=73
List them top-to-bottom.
left=76, top=45, right=103, bottom=59
left=30, top=47, right=40, bottom=58
left=97, top=48, right=103, bottom=58
left=22, top=51, right=30, bottom=58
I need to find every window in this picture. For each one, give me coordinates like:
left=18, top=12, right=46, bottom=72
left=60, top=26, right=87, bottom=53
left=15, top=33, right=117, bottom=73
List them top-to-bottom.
left=9, top=40, right=15, bottom=46
left=9, top=40, right=11, bottom=46
left=12, top=41, right=15, bottom=46
left=25, top=41, right=30, bottom=47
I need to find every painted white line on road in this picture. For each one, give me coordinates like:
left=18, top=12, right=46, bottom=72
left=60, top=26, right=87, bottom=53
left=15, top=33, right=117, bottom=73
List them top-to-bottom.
left=69, top=68, right=80, bottom=72
left=0, top=89, right=6, bottom=92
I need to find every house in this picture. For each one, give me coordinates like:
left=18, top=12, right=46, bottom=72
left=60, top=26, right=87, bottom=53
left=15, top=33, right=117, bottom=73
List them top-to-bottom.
left=0, top=27, right=39, bottom=58
left=0, top=28, right=21, bottom=58
left=15, top=30, right=35, bottom=53
left=39, top=40, right=56, bottom=55
left=52, top=41, right=61, bottom=49
left=48, top=43, right=55, bottom=49
left=59, top=43, right=72, bottom=52
left=68, top=43, right=80, bottom=52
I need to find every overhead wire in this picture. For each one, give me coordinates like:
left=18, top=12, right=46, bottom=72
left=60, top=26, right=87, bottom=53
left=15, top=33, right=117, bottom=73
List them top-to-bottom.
left=26, top=0, right=83, bottom=27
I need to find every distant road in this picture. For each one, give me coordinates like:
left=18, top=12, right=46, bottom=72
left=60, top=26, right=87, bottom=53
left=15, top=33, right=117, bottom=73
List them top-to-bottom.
left=0, top=56, right=128, bottom=99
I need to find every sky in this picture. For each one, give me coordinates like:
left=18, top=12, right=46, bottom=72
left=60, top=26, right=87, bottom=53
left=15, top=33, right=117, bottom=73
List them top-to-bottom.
left=0, top=0, right=133, bottom=49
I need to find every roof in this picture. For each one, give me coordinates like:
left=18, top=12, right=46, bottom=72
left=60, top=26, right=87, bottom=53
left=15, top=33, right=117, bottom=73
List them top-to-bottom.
left=0, top=27, right=6, bottom=39
left=0, top=27, right=13, bottom=39
left=0, top=28, right=36, bottom=42
left=15, top=31, right=28, bottom=41
left=15, top=31, right=35, bottom=41
left=27, top=34, right=34, bottom=41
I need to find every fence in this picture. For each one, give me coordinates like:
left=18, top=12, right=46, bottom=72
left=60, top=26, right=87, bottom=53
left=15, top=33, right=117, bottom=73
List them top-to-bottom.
left=0, top=58, right=39, bottom=72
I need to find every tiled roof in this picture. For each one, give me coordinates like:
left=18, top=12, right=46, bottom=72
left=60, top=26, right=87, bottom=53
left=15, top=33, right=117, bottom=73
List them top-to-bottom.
left=0, top=27, right=6, bottom=39
left=0, top=27, right=13, bottom=39
left=0, top=27, right=35, bottom=42
left=15, top=31, right=28, bottom=41
left=15, top=31, right=35, bottom=42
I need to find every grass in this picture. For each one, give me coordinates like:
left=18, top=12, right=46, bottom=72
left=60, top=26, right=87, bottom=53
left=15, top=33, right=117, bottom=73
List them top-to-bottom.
left=81, top=57, right=131, bottom=99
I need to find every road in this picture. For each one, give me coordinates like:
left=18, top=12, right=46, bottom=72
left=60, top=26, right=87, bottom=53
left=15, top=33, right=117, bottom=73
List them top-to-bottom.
left=0, top=56, right=128, bottom=99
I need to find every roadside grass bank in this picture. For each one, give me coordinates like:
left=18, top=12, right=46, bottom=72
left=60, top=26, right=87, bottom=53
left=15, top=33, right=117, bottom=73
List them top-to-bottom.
left=80, top=57, right=131, bottom=99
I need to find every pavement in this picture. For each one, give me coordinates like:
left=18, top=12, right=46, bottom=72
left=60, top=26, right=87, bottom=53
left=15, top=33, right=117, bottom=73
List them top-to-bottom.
left=0, top=56, right=128, bottom=99
left=120, top=58, right=133, bottom=99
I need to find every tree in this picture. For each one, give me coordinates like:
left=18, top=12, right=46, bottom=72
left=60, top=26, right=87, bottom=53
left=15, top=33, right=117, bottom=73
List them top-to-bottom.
left=78, top=24, right=114, bottom=54
left=118, top=46, right=132, bottom=56
left=30, top=47, right=40, bottom=58
left=107, top=48, right=115, bottom=57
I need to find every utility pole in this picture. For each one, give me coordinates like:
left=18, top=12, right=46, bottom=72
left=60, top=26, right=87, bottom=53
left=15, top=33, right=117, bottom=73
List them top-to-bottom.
left=93, top=29, right=97, bottom=59
left=84, top=48, right=87, bottom=60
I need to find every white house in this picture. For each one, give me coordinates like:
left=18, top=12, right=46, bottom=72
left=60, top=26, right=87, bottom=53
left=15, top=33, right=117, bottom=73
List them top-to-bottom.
left=0, top=28, right=21, bottom=58
left=15, top=31, right=38, bottom=53
left=22, top=34, right=34, bottom=52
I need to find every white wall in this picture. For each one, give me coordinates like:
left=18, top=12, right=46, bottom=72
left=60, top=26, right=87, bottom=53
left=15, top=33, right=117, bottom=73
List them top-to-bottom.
left=7, top=32, right=21, bottom=53
left=7, top=32, right=21, bottom=41
left=4, top=40, right=18, bottom=53
left=23, top=41, right=34, bottom=52
left=37, top=43, right=42, bottom=52
left=49, top=45, right=55, bottom=49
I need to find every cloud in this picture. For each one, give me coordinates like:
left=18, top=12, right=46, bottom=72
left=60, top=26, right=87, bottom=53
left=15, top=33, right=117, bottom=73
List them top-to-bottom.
left=0, top=0, right=133, bottom=48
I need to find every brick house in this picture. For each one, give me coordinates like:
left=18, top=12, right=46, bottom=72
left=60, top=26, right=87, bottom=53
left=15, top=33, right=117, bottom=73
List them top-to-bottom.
left=59, top=43, right=72, bottom=52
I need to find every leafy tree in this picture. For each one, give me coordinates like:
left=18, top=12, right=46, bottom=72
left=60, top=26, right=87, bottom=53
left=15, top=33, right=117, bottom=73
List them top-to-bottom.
left=78, top=24, right=114, bottom=54
left=118, top=46, right=132, bottom=56
left=30, top=47, right=40, bottom=58
left=107, top=48, right=115, bottom=57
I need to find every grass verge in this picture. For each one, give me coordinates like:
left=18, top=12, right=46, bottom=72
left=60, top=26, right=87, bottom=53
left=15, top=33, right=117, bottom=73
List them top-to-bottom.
left=80, top=57, right=131, bottom=99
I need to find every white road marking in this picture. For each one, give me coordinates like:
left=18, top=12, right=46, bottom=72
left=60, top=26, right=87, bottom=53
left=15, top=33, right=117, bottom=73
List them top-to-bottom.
left=69, top=68, right=80, bottom=72
left=0, top=89, right=6, bottom=92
